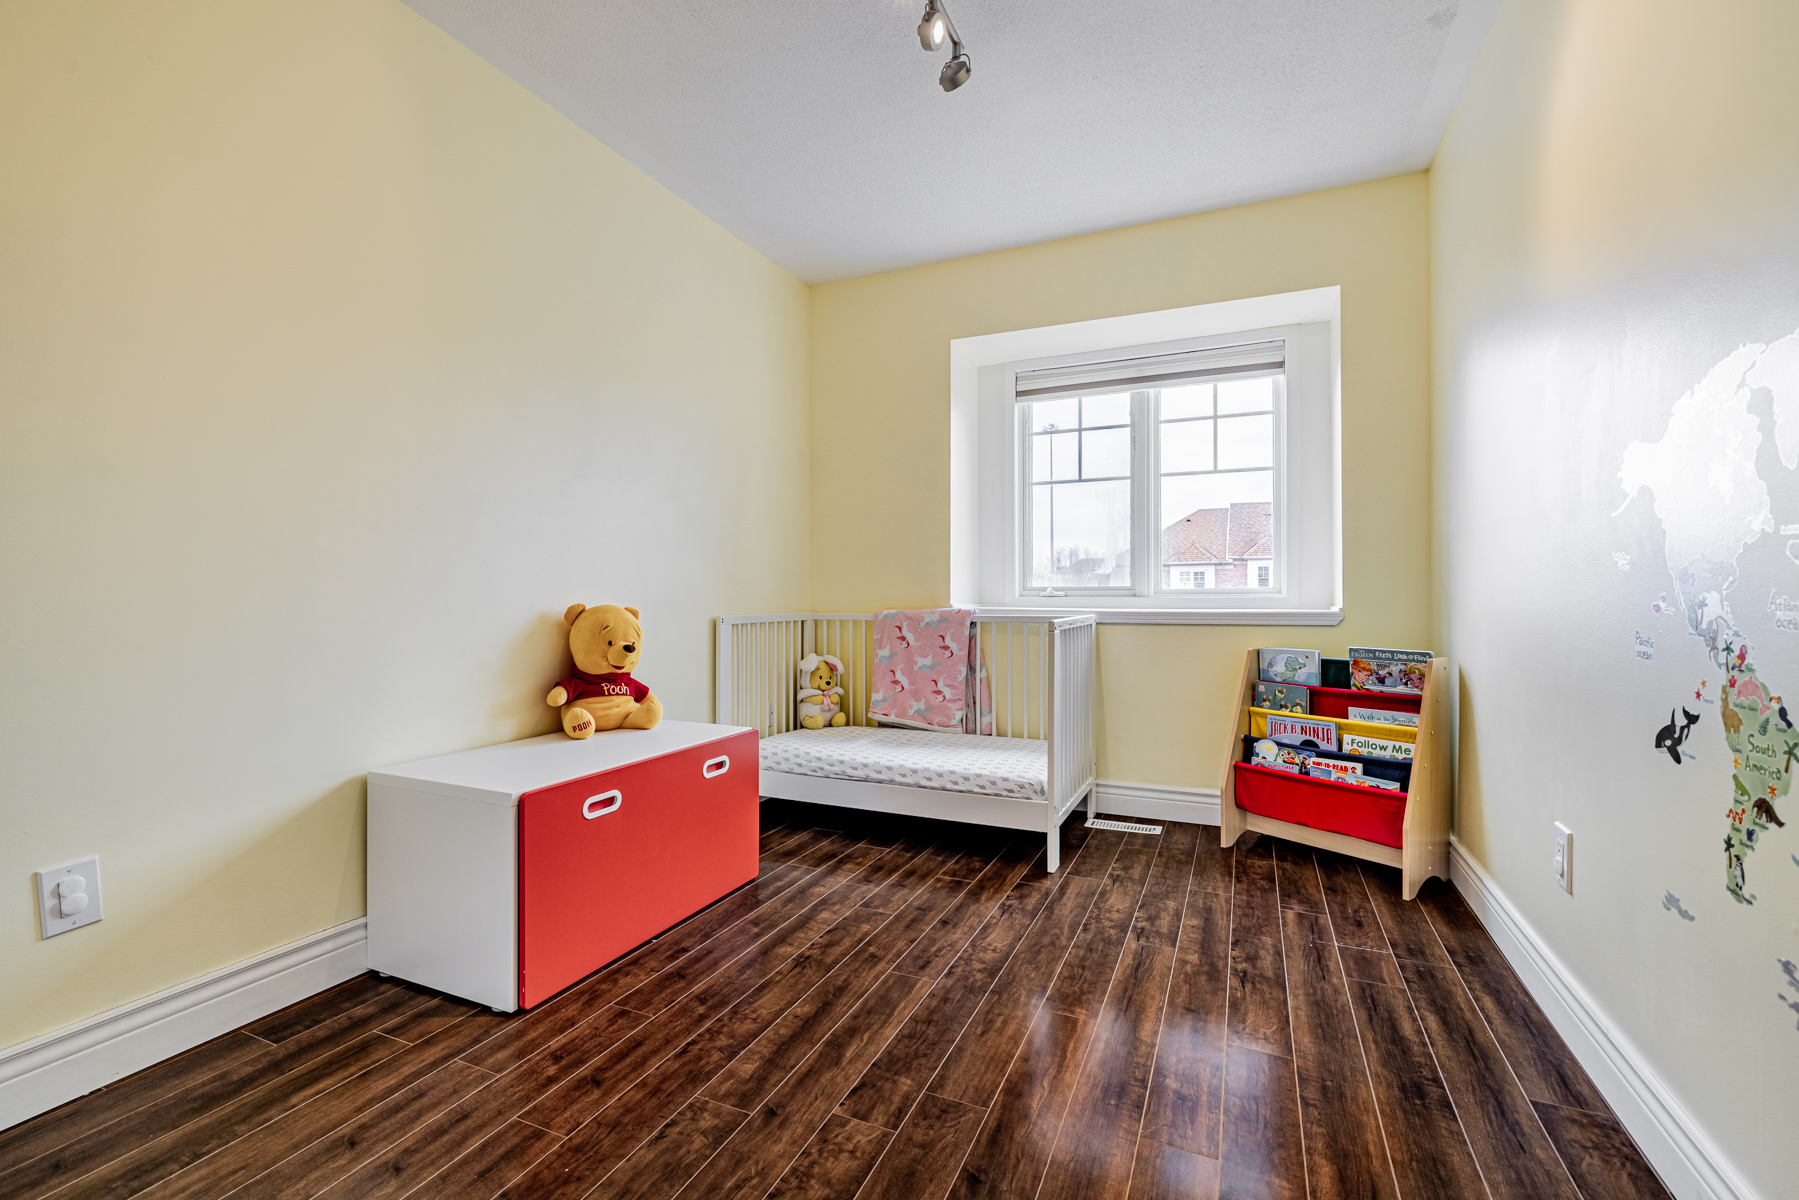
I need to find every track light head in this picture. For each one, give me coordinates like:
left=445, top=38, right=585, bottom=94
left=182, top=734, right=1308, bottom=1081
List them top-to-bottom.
left=918, top=6, right=946, bottom=51
left=939, top=52, right=972, bottom=91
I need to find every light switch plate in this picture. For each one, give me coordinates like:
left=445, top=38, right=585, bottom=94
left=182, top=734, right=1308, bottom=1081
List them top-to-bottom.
left=1552, top=823, right=1572, bottom=894
left=37, top=856, right=103, bottom=938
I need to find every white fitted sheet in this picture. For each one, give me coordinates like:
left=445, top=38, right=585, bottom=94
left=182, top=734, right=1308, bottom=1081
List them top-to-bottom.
left=759, top=726, right=1048, bottom=803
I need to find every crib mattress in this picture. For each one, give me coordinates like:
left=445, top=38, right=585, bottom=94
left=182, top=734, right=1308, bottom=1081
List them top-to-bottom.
left=759, top=726, right=1048, bottom=803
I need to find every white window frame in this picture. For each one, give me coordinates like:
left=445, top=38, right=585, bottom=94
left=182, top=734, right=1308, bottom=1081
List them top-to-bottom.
left=949, top=287, right=1342, bottom=625
left=1014, top=353, right=1287, bottom=601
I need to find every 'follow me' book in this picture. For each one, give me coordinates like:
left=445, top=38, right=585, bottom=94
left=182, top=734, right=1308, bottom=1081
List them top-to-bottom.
left=1347, top=646, right=1432, bottom=694
left=1259, top=647, right=1321, bottom=687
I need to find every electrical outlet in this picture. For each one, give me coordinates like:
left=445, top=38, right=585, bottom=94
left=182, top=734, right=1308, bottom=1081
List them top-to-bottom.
left=1552, top=823, right=1572, bottom=894
left=37, top=856, right=104, bottom=938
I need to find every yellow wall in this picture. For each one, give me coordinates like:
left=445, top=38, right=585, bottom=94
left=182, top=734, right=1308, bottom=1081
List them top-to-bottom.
left=0, top=0, right=810, bottom=1049
left=1431, top=1, right=1799, bottom=1194
left=810, top=174, right=1435, bottom=788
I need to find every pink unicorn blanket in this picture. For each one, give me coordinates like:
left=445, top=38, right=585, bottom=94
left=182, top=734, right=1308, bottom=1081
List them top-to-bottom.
left=868, top=609, right=991, bottom=733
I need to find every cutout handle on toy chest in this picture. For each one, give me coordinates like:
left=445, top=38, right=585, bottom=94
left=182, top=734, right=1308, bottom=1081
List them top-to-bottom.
left=702, top=756, right=730, bottom=778
left=583, top=790, right=623, bottom=819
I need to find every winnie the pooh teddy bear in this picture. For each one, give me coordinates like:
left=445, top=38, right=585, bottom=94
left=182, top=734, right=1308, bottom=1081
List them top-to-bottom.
left=546, top=603, right=663, bottom=738
left=798, top=653, right=848, bottom=729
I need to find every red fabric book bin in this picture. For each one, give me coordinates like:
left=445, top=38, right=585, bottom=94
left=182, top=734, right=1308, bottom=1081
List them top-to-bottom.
left=1230, top=762, right=1407, bottom=849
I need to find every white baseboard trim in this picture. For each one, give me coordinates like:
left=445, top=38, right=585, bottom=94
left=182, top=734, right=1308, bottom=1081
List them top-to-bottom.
left=1093, top=780, right=1221, bottom=827
left=1447, top=840, right=1755, bottom=1200
left=0, top=918, right=367, bottom=1132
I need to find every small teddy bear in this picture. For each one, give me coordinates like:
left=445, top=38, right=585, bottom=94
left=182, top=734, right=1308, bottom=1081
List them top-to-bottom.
left=546, top=603, right=663, bottom=738
left=798, top=653, right=848, bottom=730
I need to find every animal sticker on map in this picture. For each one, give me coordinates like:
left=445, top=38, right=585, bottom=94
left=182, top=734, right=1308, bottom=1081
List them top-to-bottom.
left=1654, top=707, right=1701, bottom=764
left=1661, top=892, right=1696, bottom=921
left=1780, top=960, right=1799, bottom=1032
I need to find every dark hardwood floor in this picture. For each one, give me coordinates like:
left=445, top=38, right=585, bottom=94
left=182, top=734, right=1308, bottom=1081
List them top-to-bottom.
left=1, top=801, right=1673, bottom=1200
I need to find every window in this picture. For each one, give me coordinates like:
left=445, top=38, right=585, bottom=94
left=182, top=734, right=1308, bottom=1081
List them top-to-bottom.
left=957, top=292, right=1341, bottom=623
left=1013, top=338, right=1286, bottom=600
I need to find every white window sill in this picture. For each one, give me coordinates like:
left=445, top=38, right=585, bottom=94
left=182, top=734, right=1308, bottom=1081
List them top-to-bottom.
left=972, top=606, right=1344, bottom=626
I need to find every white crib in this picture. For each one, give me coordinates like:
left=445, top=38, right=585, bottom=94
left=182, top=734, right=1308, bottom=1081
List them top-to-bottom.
left=715, top=612, right=1097, bottom=871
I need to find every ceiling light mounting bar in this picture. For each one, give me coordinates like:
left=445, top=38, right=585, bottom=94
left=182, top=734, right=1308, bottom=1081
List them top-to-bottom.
left=917, top=0, right=972, bottom=92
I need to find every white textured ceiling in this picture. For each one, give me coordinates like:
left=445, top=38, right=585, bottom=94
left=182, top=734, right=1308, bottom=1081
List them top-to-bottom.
left=403, top=0, right=1498, bottom=283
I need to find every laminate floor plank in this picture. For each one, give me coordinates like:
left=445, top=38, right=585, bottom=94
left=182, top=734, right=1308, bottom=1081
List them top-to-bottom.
left=14, top=814, right=1667, bottom=1200
left=1129, top=822, right=1201, bottom=948
left=1189, top=828, right=1234, bottom=896
left=1043, top=837, right=1159, bottom=1019
left=1271, top=843, right=1325, bottom=915
left=1313, top=852, right=1388, bottom=953
left=1358, top=866, right=1451, bottom=966
left=702, top=869, right=977, bottom=1111
left=928, top=872, right=1105, bottom=1108
left=1418, top=887, right=1612, bottom=1115
left=1140, top=889, right=1230, bottom=1159
left=1280, top=910, right=1396, bottom=1200
left=1225, top=933, right=1290, bottom=1060
left=1037, top=940, right=1179, bottom=1200
left=1335, top=946, right=1402, bottom=988
left=1396, top=957, right=1580, bottom=1200
left=665, top=969, right=937, bottom=1200
left=241, top=974, right=404, bottom=1045
left=1346, top=978, right=1488, bottom=1199
left=0, top=986, right=432, bottom=1200
left=315, top=1004, right=650, bottom=1200
left=946, top=1006, right=1094, bottom=1200
left=135, top=1009, right=514, bottom=1200
left=0, top=1033, right=271, bottom=1180
left=55, top=1033, right=414, bottom=1200
left=1216, top=1045, right=1305, bottom=1200
left=226, top=1058, right=493, bottom=1200
left=856, top=1091, right=986, bottom=1200
left=584, top=1097, right=749, bottom=1200
left=1531, top=1100, right=1675, bottom=1200
left=764, top=1114, right=892, bottom=1200
left=416, top=1118, right=565, bottom=1200
left=1127, top=1140, right=1220, bottom=1200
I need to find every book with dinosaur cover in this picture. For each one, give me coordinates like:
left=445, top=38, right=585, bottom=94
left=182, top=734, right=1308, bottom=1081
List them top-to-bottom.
left=1346, top=646, right=1433, bottom=694
left=1259, top=647, right=1321, bottom=687
left=1254, top=681, right=1310, bottom=713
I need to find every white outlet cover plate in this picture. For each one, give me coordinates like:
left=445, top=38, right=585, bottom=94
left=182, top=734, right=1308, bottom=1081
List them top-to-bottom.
left=1553, top=822, right=1573, bottom=893
left=37, top=856, right=103, bottom=939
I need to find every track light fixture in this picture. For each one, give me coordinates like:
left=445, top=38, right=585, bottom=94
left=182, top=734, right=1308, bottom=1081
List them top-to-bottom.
left=916, top=0, right=971, bottom=92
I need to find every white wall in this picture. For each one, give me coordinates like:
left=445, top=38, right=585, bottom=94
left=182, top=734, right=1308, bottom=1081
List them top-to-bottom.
left=0, top=0, right=810, bottom=1052
left=1432, top=0, right=1799, bottom=1195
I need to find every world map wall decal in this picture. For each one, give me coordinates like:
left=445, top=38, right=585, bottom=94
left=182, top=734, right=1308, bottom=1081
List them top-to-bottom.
left=1618, top=330, right=1799, bottom=904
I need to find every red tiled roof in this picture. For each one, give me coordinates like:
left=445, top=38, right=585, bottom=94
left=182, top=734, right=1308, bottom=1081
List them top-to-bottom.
left=1161, top=502, right=1271, bottom=565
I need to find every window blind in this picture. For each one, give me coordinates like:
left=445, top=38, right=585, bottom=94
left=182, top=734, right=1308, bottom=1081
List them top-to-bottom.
left=1014, top=339, right=1284, bottom=401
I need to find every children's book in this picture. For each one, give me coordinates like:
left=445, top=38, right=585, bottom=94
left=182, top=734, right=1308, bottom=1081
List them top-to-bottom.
left=1346, top=646, right=1433, bottom=694
left=1259, top=647, right=1321, bottom=687
left=1254, top=681, right=1310, bottom=713
left=1347, top=706, right=1420, bottom=727
left=1265, top=713, right=1338, bottom=752
left=1341, top=731, right=1415, bottom=761
left=1250, top=738, right=1313, bottom=774
left=1306, top=758, right=1363, bottom=783
left=1344, top=773, right=1401, bottom=791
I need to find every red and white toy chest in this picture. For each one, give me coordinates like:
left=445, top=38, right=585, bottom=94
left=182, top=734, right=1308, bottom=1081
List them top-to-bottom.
left=367, top=720, right=758, bottom=1012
